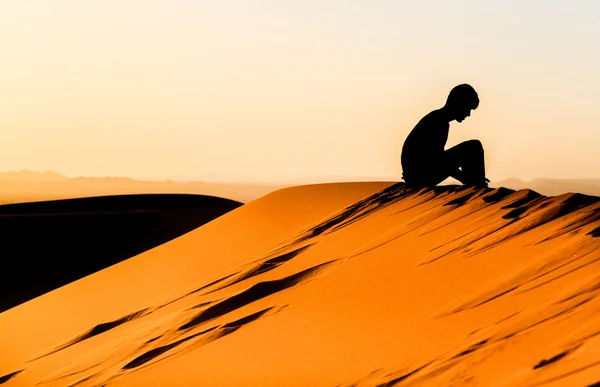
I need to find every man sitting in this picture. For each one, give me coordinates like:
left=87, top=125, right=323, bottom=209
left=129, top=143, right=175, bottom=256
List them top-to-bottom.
left=401, top=83, right=489, bottom=188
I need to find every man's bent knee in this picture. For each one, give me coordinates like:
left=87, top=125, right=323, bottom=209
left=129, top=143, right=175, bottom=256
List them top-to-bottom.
left=466, top=139, right=484, bottom=154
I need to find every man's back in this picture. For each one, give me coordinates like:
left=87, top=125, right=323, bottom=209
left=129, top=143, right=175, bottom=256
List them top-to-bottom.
left=401, top=109, right=450, bottom=178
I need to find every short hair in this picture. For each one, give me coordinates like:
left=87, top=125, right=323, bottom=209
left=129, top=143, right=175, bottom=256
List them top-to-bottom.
left=446, top=84, right=479, bottom=109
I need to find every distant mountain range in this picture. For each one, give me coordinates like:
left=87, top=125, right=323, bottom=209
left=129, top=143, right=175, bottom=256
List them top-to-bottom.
left=0, top=170, right=287, bottom=204
left=0, top=170, right=70, bottom=182
left=1, top=171, right=599, bottom=205
left=494, top=178, right=600, bottom=197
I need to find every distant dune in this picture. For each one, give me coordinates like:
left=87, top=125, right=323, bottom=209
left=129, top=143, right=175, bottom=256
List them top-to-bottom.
left=0, top=170, right=286, bottom=204
left=496, top=177, right=600, bottom=197
left=1, top=182, right=599, bottom=386
left=0, top=194, right=242, bottom=313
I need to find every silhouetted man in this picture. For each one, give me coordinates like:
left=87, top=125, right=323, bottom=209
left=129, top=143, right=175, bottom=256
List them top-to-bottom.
left=401, top=84, right=488, bottom=188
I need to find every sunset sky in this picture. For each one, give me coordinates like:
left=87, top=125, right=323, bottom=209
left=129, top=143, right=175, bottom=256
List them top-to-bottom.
left=1, top=1, right=599, bottom=182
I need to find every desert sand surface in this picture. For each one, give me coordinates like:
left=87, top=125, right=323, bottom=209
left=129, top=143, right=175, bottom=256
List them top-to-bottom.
left=1, top=181, right=600, bottom=386
left=0, top=194, right=241, bottom=313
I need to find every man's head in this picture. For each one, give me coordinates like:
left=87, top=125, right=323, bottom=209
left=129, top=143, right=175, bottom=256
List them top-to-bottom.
left=445, top=84, right=479, bottom=122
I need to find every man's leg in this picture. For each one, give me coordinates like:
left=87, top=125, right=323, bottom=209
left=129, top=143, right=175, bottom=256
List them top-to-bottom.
left=443, top=140, right=486, bottom=185
left=404, top=159, right=451, bottom=187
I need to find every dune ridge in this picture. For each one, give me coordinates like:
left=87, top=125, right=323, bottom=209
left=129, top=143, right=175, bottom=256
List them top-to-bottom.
left=1, top=182, right=599, bottom=386
left=0, top=193, right=242, bottom=312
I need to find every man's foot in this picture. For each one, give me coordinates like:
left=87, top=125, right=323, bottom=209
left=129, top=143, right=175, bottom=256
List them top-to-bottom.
left=463, top=178, right=490, bottom=189
left=475, top=178, right=490, bottom=188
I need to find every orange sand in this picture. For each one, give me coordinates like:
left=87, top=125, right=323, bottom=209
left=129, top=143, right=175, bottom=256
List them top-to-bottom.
left=1, top=182, right=599, bottom=386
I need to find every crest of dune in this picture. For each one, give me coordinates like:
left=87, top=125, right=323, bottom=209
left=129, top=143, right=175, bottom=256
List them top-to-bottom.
left=1, top=182, right=600, bottom=387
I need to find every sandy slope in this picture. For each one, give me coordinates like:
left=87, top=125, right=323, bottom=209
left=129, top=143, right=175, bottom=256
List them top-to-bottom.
left=1, top=182, right=599, bottom=387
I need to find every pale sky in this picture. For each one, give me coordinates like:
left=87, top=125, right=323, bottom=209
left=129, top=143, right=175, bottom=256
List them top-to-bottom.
left=1, top=1, right=599, bottom=182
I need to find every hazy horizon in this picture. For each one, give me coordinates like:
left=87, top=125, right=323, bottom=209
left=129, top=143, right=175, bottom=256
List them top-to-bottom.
left=2, top=1, right=599, bottom=182
left=0, top=168, right=397, bottom=184
left=5, top=169, right=600, bottom=187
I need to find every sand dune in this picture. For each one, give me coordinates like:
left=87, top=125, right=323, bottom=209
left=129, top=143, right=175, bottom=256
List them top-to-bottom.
left=0, top=170, right=285, bottom=204
left=496, top=178, right=600, bottom=197
left=1, top=182, right=599, bottom=386
left=0, top=194, right=241, bottom=313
